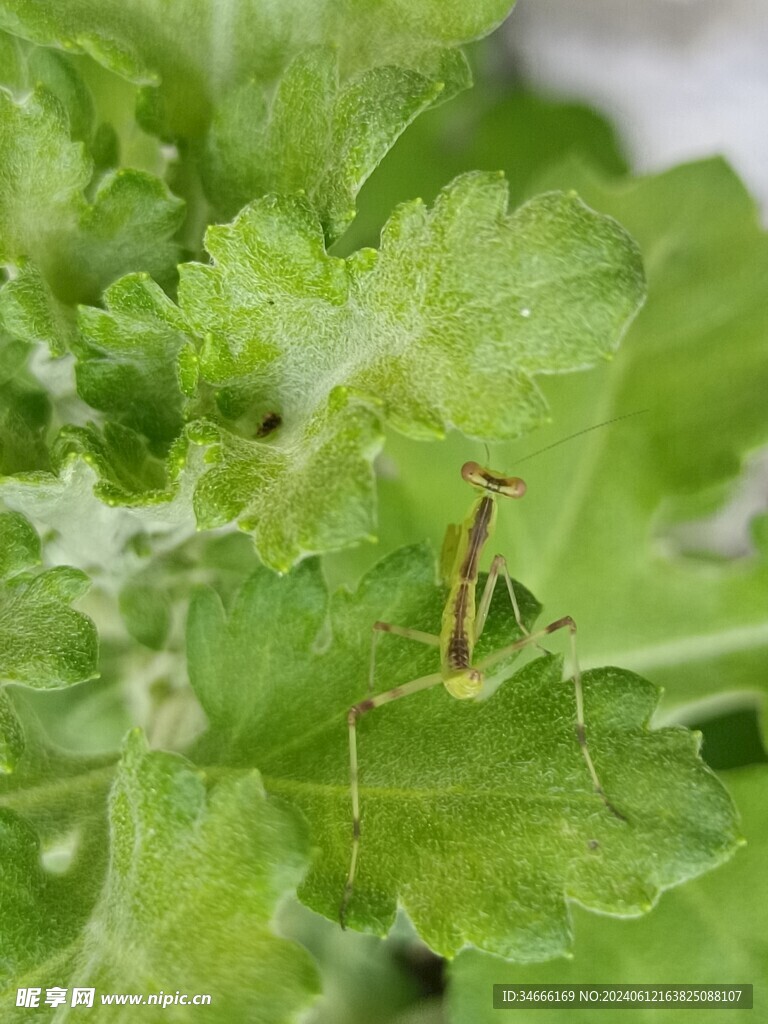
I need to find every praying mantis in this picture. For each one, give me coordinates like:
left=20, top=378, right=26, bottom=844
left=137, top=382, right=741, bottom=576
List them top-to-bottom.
left=340, top=455, right=627, bottom=927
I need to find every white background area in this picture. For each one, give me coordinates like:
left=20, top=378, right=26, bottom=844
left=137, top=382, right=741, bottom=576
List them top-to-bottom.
left=508, top=0, right=768, bottom=214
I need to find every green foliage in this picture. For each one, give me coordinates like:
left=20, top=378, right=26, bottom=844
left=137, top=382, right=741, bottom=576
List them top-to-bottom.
left=0, top=0, right=509, bottom=137
left=0, top=0, right=510, bottom=241
left=0, top=2, right=762, bottom=1019
left=202, top=47, right=448, bottom=234
left=0, top=84, right=183, bottom=310
left=343, top=87, right=629, bottom=253
left=7, top=177, right=645, bottom=571
left=0, top=513, right=97, bottom=688
left=187, top=548, right=739, bottom=960
left=0, top=688, right=24, bottom=771
left=0, top=729, right=318, bottom=1022
left=447, top=766, right=765, bottom=1024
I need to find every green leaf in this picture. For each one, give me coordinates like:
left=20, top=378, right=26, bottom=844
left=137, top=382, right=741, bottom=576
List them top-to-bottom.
left=0, top=0, right=515, bottom=138
left=0, top=0, right=518, bottom=236
left=0, top=29, right=96, bottom=145
left=202, top=47, right=447, bottom=237
left=343, top=84, right=629, bottom=254
left=0, top=85, right=183, bottom=315
left=0, top=86, right=89, bottom=265
left=366, top=158, right=768, bottom=734
left=492, top=158, right=768, bottom=723
left=62, top=166, right=185, bottom=302
left=74, top=175, right=643, bottom=570
left=188, top=179, right=643, bottom=440
left=1, top=261, right=76, bottom=356
left=75, top=274, right=196, bottom=447
left=0, top=329, right=30, bottom=385
left=0, top=371, right=51, bottom=476
left=186, top=395, right=384, bottom=572
left=0, top=420, right=201, bottom=573
left=52, top=422, right=172, bottom=504
left=0, top=509, right=40, bottom=577
left=0, top=515, right=98, bottom=688
left=187, top=547, right=739, bottom=960
left=118, top=580, right=171, bottom=650
left=0, top=688, right=24, bottom=771
left=0, top=694, right=115, bottom=834
left=0, top=729, right=319, bottom=1023
left=447, top=766, right=765, bottom=1024
left=0, top=809, right=77, bottom=976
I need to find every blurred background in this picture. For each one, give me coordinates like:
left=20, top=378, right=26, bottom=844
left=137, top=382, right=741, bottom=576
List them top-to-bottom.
left=509, top=0, right=768, bottom=213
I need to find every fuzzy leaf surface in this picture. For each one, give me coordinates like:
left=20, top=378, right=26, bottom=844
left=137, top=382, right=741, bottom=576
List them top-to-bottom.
left=0, top=0, right=513, bottom=138
left=0, top=0, right=516, bottom=237
left=201, top=46, right=446, bottom=236
left=0, top=84, right=183, bottom=325
left=72, top=176, right=644, bottom=570
left=0, top=513, right=97, bottom=688
left=187, top=546, right=739, bottom=959
left=0, top=728, right=318, bottom=1022
left=448, top=766, right=764, bottom=1023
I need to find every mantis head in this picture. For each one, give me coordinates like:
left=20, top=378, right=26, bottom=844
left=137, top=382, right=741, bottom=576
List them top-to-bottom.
left=461, top=461, right=526, bottom=498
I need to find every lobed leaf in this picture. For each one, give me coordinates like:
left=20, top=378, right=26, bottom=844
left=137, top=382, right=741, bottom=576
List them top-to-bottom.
left=0, top=0, right=513, bottom=137
left=0, top=1, right=519, bottom=242
left=201, top=47, right=448, bottom=235
left=0, top=82, right=183, bottom=349
left=0, top=86, right=88, bottom=266
left=343, top=86, right=630, bottom=254
left=70, top=176, right=645, bottom=570
left=75, top=275, right=197, bottom=448
left=0, top=421, right=200, bottom=573
left=187, top=546, right=739, bottom=959
left=447, top=766, right=765, bottom=1024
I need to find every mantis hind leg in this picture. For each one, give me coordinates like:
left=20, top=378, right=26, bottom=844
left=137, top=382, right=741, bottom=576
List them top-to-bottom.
left=477, top=615, right=626, bottom=821
left=341, top=671, right=443, bottom=928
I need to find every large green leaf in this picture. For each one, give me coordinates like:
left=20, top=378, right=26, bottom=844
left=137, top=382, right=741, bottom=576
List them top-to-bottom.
left=342, top=85, right=629, bottom=254
left=67, top=176, right=644, bottom=570
left=187, top=546, right=739, bottom=960
left=0, top=729, right=318, bottom=1023
left=447, top=765, right=765, bottom=1024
